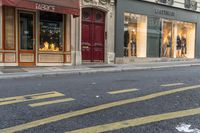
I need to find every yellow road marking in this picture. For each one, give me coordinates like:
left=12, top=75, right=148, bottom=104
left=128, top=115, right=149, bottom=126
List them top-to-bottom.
left=161, top=83, right=184, bottom=87
left=1, top=85, right=200, bottom=133
left=107, top=88, right=138, bottom=95
left=0, top=91, right=65, bottom=106
left=29, top=98, right=75, bottom=107
left=66, top=108, right=200, bottom=133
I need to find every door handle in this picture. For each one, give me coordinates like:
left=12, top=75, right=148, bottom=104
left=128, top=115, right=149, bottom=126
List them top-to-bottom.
left=32, top=39, right=36, bottom=45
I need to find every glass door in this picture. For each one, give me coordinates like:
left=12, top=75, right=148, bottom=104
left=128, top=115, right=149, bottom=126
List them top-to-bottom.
left=18, top=12, right=35, bottom=66
left=161, top=19, right=173, bottom=58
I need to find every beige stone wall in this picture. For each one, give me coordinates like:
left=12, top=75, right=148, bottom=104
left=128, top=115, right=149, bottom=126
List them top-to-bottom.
left=71, top=15, right=80, bottom=65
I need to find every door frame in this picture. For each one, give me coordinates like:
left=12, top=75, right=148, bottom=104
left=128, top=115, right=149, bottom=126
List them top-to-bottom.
left=81, top=8, right=105, bottom=63
left=18, top=10, right=36, bottom=66
left=160, top=19, right=173, bottom=58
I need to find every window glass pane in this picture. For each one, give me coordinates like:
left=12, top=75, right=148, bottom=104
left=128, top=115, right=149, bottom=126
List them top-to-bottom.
left=4, top=7, right=15, bottom=50
left=39, top=12, right=63, bottom=52
left=20, top=13, right=34, bottom=50
left=124, top=13, right=147, bottom=57
left=147, top=17, right=161, bottom=57
left=160, top=19, right=196, bottom=58
left=161, top=20, right=173, bottom=57
left=176, top=21, right=195, bottom=58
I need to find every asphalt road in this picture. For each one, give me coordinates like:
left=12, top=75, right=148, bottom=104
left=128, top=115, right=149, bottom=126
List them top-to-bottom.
left=1, top=66, right=200, bottom=133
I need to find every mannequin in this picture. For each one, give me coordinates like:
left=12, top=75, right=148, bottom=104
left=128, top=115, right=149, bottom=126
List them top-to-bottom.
left=124, top=30, right=129, bottom=56
left=131, top=30, right=136, bottom=56
left=166, top=35, right=172, bottom=57
left=176, top=35, right=182, bottom=57
left=181, top=35, right=187, bottom=57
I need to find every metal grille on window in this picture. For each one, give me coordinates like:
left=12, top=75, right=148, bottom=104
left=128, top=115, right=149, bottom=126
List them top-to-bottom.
left=185, top=0, right=197, bottom=11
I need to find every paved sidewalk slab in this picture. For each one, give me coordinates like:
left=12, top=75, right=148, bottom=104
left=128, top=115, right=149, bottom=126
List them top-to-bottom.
left=0, top=61, right=200, bottom=79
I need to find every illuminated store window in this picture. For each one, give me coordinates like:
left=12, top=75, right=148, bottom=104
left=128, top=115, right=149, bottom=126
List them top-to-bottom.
left=4, top=6, right=15, bottom=50
left=39, top=12, right=63, bottom=52
left=124, top=13, right=147, bottom=57
left=161, top=19, right=196, bottom=58
left=161, top=20, right=173, bottom=57
left=176, top=21, right=195, bottom=58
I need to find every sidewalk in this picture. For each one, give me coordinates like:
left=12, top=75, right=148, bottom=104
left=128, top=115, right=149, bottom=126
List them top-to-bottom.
left=0, top=60, right=200, bottom=79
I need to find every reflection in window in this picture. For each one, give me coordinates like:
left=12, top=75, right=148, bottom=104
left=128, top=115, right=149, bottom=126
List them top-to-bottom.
left=39, top=12, right=63, bottom=52
left=20, top=13, right=34, bottom=50
left=124, top=13, right=147, bottom=57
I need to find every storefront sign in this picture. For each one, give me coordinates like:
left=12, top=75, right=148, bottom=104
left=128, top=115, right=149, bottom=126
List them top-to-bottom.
left=1, top=0, right=80, bottom=15
left=36, top=3, right=55, bottom=12
left=155, top=8, right=175, bottom=17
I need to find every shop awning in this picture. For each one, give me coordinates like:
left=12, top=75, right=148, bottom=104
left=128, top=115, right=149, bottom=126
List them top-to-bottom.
left=0, top=0, right=80, bottom=16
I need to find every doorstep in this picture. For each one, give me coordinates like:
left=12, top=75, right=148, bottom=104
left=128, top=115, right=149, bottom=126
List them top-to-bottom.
left=115, top=57, right=200, bottom=64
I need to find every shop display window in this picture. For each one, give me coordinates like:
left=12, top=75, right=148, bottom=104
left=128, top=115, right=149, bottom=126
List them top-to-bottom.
left=4, top=6, right=15, bottom=50
left=39, top=12, right=63, bottom=52
left=124, top=13, right=147, bottom=57
left=161, top=19, right=196, bottom=58
left=176, top=21, right=195, bottom=58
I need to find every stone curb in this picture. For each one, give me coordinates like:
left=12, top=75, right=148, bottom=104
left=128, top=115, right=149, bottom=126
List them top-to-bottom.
left=0, top=63, right=199, bottom=80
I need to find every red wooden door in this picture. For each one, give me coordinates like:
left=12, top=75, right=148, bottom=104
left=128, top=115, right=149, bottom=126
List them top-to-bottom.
left=82, top=8, right=105, bottom=62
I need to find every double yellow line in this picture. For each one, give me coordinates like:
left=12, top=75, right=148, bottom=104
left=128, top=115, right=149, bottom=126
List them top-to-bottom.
left=1, top=85, right=200, bottom=133
left=0, top=91, right=65, bottom=106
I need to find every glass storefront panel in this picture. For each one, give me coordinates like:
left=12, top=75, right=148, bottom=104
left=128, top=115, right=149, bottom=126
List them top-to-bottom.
left=4, top=7, right=15, bottom=50
left=39, top=12, right=63, bottom=52
left=124, top=12, right=196, bottom=59
left=20, top=13, right=34, bottom=50
left=124, top=13, right=147, bottom=57
left=161, top=19, right=196, bottom=58
left=161, top=20, right=173, bottom=58
left=176, top=21, right=195, bottom=58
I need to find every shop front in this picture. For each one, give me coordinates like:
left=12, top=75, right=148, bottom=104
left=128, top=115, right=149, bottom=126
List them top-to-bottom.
left=0, top=0, right=79, bottom=66
left=116, top=0, right=199, bottom=63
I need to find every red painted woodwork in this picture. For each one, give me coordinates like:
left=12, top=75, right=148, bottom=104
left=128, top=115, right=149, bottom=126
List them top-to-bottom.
left=0, top=0, right=79, bottom=15
left=82, top=8, right=105, bottom=62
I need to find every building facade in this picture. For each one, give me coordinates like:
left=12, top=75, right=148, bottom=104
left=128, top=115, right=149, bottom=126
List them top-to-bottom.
left=0, top=0, right=80, bottom=66
left=115, top=0, right=200, bottom=63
